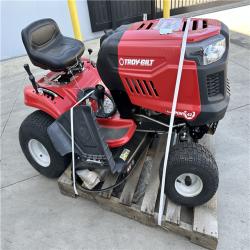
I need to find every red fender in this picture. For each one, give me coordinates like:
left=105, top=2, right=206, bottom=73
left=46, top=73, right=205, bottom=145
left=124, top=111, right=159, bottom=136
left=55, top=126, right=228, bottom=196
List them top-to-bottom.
left=24, top=59, right=101, bottom=118
left=23, top=60, right=137, bottom=148
left=24, top=86, right=74, bottom=119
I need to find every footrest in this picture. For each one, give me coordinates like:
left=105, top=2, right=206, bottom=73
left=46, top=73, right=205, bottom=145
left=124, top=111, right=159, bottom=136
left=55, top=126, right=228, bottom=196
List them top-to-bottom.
left=48, top=106, right=119, bottom=172
left=97, top=117, right=136, bottom=148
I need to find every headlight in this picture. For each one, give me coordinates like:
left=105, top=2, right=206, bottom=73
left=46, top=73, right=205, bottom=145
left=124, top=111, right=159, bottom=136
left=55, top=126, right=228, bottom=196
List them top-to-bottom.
left=203, top=38, right=226, bottom=65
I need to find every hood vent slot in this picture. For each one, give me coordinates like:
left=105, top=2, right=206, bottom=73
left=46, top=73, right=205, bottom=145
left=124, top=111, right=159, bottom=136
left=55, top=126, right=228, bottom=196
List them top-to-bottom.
left=182, top=19, right=208, bottom=31
left=192, top=20, right=198, bottom=30
left=203, top=20, right=208, bottom=29
left=182, top=21, right=187, bottom=31
left=137, top=22, right=153, bottom=30
left=146, top=22, right=153, bottom=29
left=137, top=23, right=145, bottom=30
left=124, top=78, right=159, bottom=98
left=125, top=78, right=134, bottom=93
left=149, top=80, right=159, bottom=96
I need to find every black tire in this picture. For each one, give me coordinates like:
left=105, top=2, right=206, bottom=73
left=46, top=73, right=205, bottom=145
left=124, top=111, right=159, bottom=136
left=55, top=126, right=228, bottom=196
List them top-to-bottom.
left=19, top=110, right=70, bottom=178
left=160, top=142, right=218, bottom=207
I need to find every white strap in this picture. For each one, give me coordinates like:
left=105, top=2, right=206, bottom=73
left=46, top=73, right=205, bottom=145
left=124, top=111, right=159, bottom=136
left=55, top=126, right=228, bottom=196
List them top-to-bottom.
left=158, top=18, right=191, bottom=225
left=70, top=108, right=78, bottom=195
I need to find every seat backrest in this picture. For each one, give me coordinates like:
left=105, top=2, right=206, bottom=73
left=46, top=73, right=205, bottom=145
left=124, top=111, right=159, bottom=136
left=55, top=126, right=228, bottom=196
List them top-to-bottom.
left=22, top=18, right=61, bottom=54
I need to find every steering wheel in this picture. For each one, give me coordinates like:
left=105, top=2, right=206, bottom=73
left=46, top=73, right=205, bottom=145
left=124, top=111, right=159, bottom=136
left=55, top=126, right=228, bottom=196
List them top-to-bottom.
left=77, top=87, right=117, bottom=118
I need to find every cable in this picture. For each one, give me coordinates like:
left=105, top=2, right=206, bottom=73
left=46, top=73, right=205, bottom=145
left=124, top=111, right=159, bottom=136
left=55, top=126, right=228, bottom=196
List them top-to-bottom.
left=67, top=57, right=86, bottom=94
left=74, top=163, right=137, bottom=193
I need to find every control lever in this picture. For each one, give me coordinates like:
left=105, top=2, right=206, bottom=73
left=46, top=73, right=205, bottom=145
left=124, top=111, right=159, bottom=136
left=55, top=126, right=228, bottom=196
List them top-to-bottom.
left=87, top=48, right=95, bottom=67
left=87, top=48, right=93, bottom=55
left=24, top=64, right=39, bottom=93
left=94, top=84, right=105, bottom=115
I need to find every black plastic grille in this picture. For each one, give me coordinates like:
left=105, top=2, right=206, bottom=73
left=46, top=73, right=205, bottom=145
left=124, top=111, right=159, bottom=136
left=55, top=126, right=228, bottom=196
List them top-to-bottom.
left=182, top=20, right=207, bottom=31
left=137, top=22, right=154, bottom=30
left=206, top=72, right=223, bottom=97
left=124, top=78, right=159, bottom=97
left=226, top=78, right=231, bottom=96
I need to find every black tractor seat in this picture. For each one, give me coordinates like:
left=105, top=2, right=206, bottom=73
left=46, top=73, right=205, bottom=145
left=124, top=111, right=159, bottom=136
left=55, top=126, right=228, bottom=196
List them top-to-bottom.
left=21, top=18, right=85, bottom=72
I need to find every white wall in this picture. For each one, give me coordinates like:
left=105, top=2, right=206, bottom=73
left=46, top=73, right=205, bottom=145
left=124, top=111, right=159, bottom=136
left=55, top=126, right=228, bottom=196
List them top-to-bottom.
left=0, top=0, right=104, bottom=60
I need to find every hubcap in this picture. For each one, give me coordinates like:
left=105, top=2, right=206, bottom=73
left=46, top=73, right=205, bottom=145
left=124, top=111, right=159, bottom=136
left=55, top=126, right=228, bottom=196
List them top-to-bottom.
left=28, top=139, right=50, bottom=167
left=175, top=173, right=203, bottom=197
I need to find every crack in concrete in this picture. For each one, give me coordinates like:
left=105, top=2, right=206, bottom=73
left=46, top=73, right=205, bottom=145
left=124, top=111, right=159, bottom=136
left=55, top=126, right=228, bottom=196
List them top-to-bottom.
left=228, top=58, right=250, bottom=71
left=1, top=77, right=27, bottom=137
left=228, top=103, right=250, bottom=112
left=0, top=174, right=40, bottom=190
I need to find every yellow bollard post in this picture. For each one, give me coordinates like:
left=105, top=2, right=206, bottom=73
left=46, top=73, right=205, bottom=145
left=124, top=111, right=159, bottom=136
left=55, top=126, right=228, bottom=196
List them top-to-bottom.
left=68, top=0, right=83, bottom=41
left=163, top=0, right=170, bottom=18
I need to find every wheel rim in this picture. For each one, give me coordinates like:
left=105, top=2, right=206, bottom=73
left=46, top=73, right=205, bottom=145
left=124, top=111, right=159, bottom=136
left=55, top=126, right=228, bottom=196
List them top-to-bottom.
left=28, top=139, right=50, bottom=167
left=174, top=173, right=203, bottom=197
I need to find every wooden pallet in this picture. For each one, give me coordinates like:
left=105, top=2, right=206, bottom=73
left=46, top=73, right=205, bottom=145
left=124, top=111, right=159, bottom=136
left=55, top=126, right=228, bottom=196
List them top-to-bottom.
left=58, top=135, right=218, bottom=250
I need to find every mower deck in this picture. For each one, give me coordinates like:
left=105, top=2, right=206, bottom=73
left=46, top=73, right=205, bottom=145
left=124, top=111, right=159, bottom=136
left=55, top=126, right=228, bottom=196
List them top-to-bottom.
left=58, top=134, right=218, bottom=250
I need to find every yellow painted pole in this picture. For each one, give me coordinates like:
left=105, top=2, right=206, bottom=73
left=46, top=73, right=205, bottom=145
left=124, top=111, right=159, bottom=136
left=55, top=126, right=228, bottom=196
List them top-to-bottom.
left=68, top=0, right=83, bottom=41
left=163, top=0, right=170, bottom=18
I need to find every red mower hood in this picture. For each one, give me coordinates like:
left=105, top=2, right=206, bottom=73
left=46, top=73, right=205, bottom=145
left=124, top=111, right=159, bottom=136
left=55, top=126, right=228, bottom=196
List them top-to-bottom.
left=128, top=18, right=221, bottom=43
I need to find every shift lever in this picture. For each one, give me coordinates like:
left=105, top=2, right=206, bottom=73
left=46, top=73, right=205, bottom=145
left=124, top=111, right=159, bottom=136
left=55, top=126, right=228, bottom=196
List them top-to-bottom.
left=24, top=64, right=39, bottom=93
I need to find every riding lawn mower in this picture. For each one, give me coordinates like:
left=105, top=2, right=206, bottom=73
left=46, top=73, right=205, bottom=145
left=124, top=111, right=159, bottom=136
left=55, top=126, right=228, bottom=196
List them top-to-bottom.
left=19, top=17, right=230, bottom=208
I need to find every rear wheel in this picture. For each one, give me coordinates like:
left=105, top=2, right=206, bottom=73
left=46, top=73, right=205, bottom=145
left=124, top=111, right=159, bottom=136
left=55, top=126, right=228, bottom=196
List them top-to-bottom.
left=19, top=110, right=70, bottom=178
left=160, top=142, right=218, bottom=207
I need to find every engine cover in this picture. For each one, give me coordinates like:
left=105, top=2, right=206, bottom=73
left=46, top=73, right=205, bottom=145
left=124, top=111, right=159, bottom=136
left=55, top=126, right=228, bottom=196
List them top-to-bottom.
left=97, top=18, right=230, bottom=125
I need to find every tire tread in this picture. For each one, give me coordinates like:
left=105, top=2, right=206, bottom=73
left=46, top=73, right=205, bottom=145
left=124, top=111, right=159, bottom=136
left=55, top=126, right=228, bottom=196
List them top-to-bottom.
left=19, top=110, right=70, bottom=178
left=163, top=142, right=218, bottom=207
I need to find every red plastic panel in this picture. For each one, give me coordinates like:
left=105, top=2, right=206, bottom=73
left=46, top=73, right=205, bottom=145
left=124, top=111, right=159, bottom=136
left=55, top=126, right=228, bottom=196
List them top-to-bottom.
left=118, top=20, right=203, bottom=121
left=24, top=58, right=136, bottom=148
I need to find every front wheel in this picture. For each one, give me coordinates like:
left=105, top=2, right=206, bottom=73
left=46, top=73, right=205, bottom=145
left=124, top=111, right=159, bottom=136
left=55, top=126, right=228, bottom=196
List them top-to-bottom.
left=19, top=110, right=70, bottom=178
left=160, top=142, right=218, bottom=207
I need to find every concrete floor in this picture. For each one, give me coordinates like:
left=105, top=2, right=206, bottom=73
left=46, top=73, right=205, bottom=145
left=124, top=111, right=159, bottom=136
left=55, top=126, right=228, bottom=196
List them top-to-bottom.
left=1, top=7, right=250, bottom=250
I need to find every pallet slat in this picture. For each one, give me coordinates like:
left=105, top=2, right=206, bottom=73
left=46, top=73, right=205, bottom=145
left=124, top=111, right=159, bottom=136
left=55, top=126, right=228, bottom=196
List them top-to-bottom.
left=141, top=135, right=167, bottom=214
left=119, top=145, right=149, bottom=206
left=100, top=173, right=119, bottom=198
left=193, top=194, right=218, bottom=237
left=165, top=199, right=181, bottom=225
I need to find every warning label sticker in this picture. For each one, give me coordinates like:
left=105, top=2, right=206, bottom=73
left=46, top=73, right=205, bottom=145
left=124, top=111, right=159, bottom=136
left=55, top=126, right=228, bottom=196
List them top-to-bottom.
left=120, top=149, right=130, bottom=161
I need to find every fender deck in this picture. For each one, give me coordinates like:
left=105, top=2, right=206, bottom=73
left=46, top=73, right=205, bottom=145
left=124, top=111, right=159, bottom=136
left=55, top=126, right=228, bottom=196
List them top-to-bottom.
left=58, top=135, right=218, bottom=250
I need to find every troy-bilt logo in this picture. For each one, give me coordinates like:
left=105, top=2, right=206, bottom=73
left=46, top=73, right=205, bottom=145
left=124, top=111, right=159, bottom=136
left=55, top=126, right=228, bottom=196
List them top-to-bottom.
left=119, top=58, right=154, bottom=67
left=166, top=110, right=196, bottom=120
